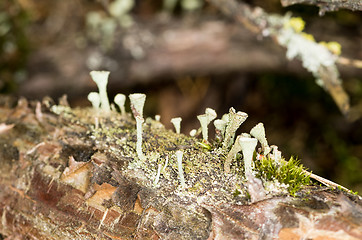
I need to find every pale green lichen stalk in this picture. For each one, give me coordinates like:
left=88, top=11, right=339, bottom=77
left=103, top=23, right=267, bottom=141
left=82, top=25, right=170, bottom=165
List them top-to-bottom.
left=90, top=71, right=111, bottom=111
left=87, top=92, right=100, bottom=109
left=129, top=93, right=147, bottom=161
left=129, top=93, right=146, bottom=118
left=114, top=94, right=126, bottom=115
left=197, top=108, right=217, bottom=142
left=222, top=108, right=248, bottom=149
left=197, top=114, right=209, bottom=141
left=135, top=116, right=146, bottom=161
left=171, top=117, right=182, bottom=134
left=214, top=119, right=227, bottom=142
left=250, top=123, right=270, bottom=155
left=189, top=129, right=197, bottom=137
left=224, top=134, right=258, bottom=174
left=224, top=135, right=243, bottom=173
left=239, top=137, right=258, bottom=175
left=176, top=150, right=186, bottom=188
left=154, top=164, right=162, bottom=186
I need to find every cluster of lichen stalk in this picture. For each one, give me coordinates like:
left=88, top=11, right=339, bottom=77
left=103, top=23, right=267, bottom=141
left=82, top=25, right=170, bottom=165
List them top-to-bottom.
left=88, top=70, right=310, bottom=193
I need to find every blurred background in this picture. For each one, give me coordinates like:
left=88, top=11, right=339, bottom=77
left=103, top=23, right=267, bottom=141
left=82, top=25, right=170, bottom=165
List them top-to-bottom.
left=0, top=0, right=361, bottom=192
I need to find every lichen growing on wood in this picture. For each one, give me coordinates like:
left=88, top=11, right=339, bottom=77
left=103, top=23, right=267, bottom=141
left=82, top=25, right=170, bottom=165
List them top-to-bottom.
left=0, top=95, right=361, bottom=239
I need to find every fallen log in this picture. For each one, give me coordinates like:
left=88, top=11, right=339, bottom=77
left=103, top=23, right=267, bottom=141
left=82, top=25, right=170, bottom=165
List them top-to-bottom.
left=0, top=94, right=361, bottom=239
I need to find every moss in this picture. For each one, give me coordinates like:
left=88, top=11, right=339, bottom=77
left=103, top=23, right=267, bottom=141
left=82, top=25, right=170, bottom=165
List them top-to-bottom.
left=255, top=156, right=311, bottom=196
left=232, top=189, right=241, bottom=197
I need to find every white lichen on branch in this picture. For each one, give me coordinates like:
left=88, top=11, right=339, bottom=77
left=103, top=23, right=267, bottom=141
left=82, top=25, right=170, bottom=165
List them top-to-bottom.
left=207, top=0, right=350, bottom=115
left=276, top=16, right=340, bottom=86
left=90, top=71, right=111, bottom=111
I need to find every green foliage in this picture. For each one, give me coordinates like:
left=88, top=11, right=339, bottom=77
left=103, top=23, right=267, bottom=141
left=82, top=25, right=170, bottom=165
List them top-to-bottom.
left=0, top=1, right=30, bottom=93
left=255, top=156, right=311, bottom=196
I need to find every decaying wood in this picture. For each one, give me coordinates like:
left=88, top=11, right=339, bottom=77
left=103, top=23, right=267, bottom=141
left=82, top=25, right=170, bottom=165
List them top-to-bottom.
left=0, top=95, right=361, bottom=239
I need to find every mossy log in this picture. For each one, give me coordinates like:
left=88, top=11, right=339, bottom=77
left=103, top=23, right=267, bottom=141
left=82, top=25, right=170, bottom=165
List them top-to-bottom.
left=0, top=95, right=361, bottom=239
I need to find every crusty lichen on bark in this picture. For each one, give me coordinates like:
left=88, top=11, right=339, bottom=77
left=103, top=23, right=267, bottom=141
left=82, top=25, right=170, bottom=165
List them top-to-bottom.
left=0, top=95, right=361, bottom=239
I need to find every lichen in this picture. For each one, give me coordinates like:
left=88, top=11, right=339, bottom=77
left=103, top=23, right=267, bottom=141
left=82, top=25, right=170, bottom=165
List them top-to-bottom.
left=274, top=14, right=342, bottom=88
left=50, top=82, right=315, bottom=204
left=87, top=105, right=309, bottom=198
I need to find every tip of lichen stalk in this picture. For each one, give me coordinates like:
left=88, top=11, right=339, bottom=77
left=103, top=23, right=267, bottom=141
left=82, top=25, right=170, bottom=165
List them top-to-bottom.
left=89, top=71, right=111, bottom=111
left=90, top=71, right=110, bottom=82
left=88, top=92, right=100, bottom=109
left=129, top=93, right=146, bottom=118
left=114, top=94, right=126, bottom=114
left=205, top=108, right=217, bottom=121
left=197, top=114, right=209, bottom=141
left=171, top=117, right=182, bottom=134
left=214, top=119, right=227, bottom=131
left=250, top=122, right=270, bottom=155
left=189, top=129, right=197, bottom=137
left=239, top=137, right=258, bottom=173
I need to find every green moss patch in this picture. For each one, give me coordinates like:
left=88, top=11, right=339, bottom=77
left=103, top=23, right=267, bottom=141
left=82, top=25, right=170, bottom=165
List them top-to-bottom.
left=255, top=156, right=311, bottom=196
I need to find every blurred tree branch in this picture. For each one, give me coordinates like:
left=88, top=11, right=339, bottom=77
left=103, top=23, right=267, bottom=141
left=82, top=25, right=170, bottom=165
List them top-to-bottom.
left=7, top=0, right=361, bottom=118
left=206, top=0, right=361, bottom=116
left=281, top=0, right=362, bottom=15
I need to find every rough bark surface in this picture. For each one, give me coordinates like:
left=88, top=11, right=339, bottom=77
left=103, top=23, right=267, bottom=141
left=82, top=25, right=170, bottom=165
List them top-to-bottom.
left=0, top=95, right=361, bottom=239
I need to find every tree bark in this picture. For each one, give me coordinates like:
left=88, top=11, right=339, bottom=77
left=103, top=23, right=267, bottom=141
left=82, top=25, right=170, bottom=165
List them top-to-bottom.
left=280, top=0, right=362, bottom=14
left=0, top=96, right=361, bottom=239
